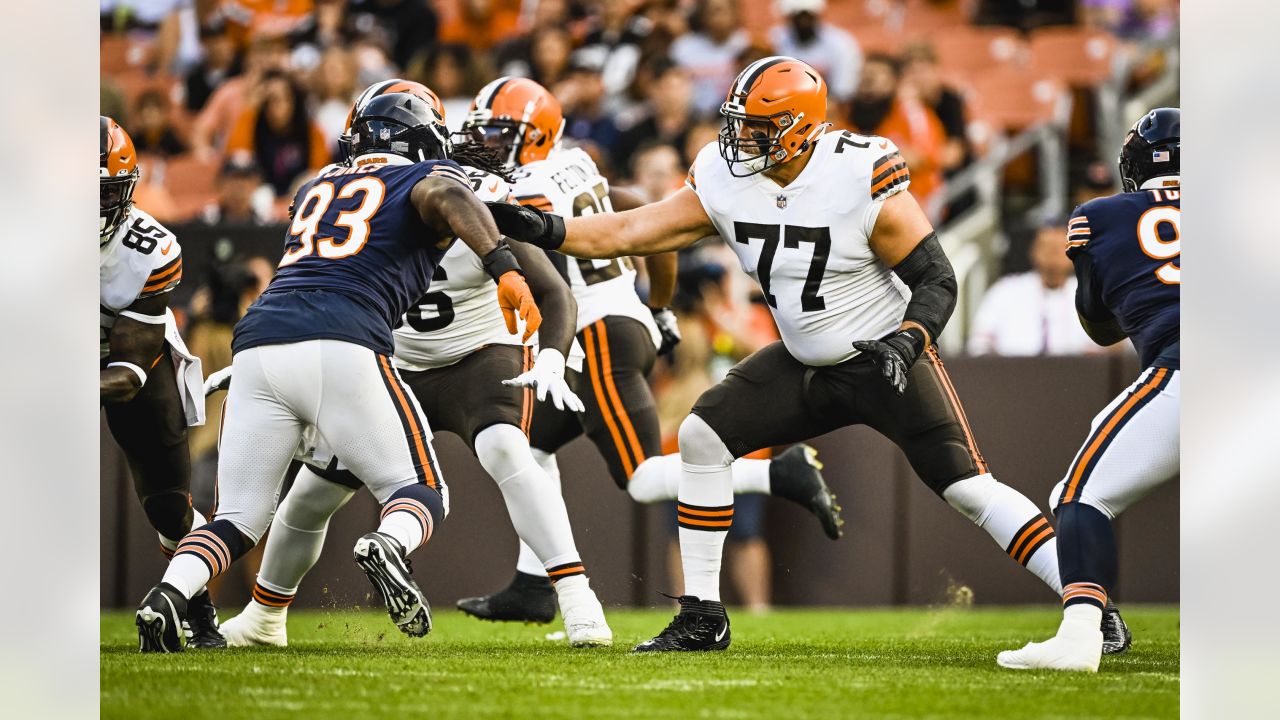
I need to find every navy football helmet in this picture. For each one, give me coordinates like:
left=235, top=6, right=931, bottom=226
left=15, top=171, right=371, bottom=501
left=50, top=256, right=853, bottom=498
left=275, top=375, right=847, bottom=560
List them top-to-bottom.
left=348, top=92, right=451, bottom=164
left=1118, top=107, right=1180, bottom=192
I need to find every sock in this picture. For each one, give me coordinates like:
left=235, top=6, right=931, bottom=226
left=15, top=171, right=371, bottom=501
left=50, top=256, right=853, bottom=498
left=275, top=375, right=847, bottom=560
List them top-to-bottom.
left=676, top=414, right=734, bottom=602
left=476, top=425, right=584, bottom=581
left=516, top=449, right=561, bottom=578
left=628, top=454, right=772, bottom=503
left=252, top=466, right=355, bottom=608
left=942, top=473, right=1062, bottom=594
left=378, top=483, right=444, bottom=555
left=1055, top=501, right=1118, bottom=610
left=159, top=508, right=207, bottom=559
left=163, top=518, right=250, bottom=600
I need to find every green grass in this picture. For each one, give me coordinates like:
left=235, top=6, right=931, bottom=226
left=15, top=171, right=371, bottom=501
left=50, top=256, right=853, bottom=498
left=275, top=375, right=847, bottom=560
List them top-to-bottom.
left=101, top=606, right=1178, bottom=719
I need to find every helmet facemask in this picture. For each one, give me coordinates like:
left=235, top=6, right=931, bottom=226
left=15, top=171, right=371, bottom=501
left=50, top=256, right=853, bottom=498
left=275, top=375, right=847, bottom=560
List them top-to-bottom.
left=719, top=101, right=816, bottom=178
left=100, top=170, right=138, bottom=244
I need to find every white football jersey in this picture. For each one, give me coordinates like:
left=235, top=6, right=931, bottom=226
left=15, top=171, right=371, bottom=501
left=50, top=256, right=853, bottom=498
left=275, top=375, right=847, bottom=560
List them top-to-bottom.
left=688, top=130, right=912, bottom=366
left=511, top=147, right=660, bottom=348
left=392, top=167, right=524, bottom=371
left=100, top=208, right=183, bottom=358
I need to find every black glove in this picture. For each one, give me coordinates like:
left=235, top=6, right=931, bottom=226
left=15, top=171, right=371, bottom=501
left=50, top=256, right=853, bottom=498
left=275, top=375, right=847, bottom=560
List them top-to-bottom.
left=485, top=201, right=566, bottom=250
left=650, top=306, right=681, bottom=360
left=852, top=328, right=926, bottom=396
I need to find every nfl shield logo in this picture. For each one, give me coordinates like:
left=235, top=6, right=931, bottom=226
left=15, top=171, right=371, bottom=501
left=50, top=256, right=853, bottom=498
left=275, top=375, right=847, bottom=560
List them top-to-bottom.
left=1152, top=150, right=1170, bottom=162
left=776, top=194, right=787, bottom=209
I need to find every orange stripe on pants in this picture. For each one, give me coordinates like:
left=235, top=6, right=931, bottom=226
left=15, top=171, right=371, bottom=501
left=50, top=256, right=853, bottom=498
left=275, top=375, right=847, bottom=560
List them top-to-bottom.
left=594, top=321, right=646, bottom=471
left=582, top=323, right=636, bottom=477
left=926, top=348, right=989, bottom=475
left=377, top=355, right=437, bottom=489
left=1061, top=368, right=1169, bottom=504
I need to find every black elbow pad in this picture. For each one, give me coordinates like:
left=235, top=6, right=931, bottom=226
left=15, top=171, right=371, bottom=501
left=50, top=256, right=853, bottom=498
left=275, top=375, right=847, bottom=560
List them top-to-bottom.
left=891, top=232, right=958, bottom=343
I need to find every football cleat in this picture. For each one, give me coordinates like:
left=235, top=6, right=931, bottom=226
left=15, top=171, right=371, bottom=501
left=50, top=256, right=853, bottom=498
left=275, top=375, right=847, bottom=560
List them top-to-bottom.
left=769, top=444, right=844, bottom=539
left=353, top=532, right=431, bottom=637
left=457, top=571, right=557, bottom=624
left=554, top=577, right=613, bottom=647
left=136, top=582, right=188, bottom=653
left=185, top=589, right=227, bottom=649
left=632, top=596, right=730, bottom=653
left=1102, top=599, right=1133, bottom=655
left=221, top=601, right=289, bottom=648
left=997, top=612, right=1103, bottom=672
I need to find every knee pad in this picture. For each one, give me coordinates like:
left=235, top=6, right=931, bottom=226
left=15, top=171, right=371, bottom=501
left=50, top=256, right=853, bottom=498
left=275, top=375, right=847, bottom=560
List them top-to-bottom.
left=678, top=413, right=732, bottom=467
left=475, top=423, right=536, bottom=484
left=277, top=466, right=356, bottom=533
left=941, top=473, right=997, bottom=523
left=141, top=491, right=194, bottom=544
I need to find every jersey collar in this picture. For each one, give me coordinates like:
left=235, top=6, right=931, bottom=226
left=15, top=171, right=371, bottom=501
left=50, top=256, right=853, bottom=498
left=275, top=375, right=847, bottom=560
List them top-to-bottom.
left=351, top=153, right=414, bottom=167
left=1139, top=175, right=1180, bottom=190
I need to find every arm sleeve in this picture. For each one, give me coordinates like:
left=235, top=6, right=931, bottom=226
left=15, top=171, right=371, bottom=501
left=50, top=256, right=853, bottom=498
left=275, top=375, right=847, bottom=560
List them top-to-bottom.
left=891, top=232, right=957, bottom=344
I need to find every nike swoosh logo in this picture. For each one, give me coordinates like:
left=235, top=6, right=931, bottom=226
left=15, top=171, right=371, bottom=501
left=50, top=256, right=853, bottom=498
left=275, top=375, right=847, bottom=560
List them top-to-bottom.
left=878, top=140, right=889, bottom=149
left=487, top=180, right=501, bottom=194
left=160, top=240, right=174, bottom=255
left=714, top=624, right=727, bottom=642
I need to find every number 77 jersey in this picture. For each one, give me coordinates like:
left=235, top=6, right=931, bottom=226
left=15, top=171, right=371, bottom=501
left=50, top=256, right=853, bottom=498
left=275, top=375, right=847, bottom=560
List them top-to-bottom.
left=687, top=130, right=911, bottom=367
left=1066, top=187, right=1180, bottom=368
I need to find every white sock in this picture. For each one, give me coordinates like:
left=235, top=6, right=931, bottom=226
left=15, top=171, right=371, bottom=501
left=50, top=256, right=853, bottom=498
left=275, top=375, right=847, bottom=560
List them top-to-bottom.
left=676, top=414, right=734, bottom=602
left=477, top=426, right=582, bottom=578
left=516, top=450, right=560, bottom=577
left=629, top=454, right=772, bottom=503
left=254, top=466, right=354, bottom=602
left=943, top=474, right=1062, bottom=595
left=378, top=503, right=428, bottom=555
left=158, top=508, right=208, bottom=556
left=162, top=554, right=210, bottom=600
left=1061, top=603, right=1104, bottom=634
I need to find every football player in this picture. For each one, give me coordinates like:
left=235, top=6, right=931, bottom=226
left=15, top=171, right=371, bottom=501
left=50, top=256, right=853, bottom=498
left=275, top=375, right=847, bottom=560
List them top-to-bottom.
left=488, top=57, right=1073, bottom=651
left=455, top=77, right=845, bottom=625
left=215, top=80, right=611, bottom=648
left=134, top=90, right=544, bottom=652
left=998, top=109, right=1180, bottom=672
left=100, top=116, right=223, bottom=648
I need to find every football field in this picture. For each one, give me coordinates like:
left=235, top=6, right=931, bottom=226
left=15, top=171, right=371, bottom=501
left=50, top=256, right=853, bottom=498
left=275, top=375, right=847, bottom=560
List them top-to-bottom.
left=101, top=605, right=1178, bottom=719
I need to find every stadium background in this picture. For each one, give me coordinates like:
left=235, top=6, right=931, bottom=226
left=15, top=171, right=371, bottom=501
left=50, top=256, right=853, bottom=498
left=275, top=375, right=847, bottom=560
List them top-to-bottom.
left=99, top=0, right=1179, bottom=610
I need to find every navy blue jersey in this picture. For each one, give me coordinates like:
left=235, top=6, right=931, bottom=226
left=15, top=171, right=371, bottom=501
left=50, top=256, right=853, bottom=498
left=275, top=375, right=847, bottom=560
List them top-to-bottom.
left=234, top=159, right=471, bottom=355
left=1067, top=187, right=1180, bottom=368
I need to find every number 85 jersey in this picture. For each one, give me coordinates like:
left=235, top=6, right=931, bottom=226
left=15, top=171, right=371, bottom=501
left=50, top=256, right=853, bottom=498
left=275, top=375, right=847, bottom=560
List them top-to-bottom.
left=688, top=130, right=911, bottom=367
left=100, top=207, right=182, bottom=359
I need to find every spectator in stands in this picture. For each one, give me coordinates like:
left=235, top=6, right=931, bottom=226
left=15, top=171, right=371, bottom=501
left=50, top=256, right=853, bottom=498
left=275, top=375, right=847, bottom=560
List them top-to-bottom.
left=346, top=0, right=439, bottom=68
left=437, top=0, right=523, bottom=51
left=492, top=0, right=570, bottom=79
left=578, top=0, right=651, bottom=101
left=639, top=0, right=692, bottom=60
left=669, top=0, right=750, bottom=117
left=769, top=0, right=861, bottom=105
left=974, top=0, right=1076, bottom=30
left=1081, top=0, right=1178, bottom=42
left=184, top=25, right=238, bottom=113
left=529, top=26, right=577, bottom=90
left=190, top=34, right=290, bottom=160
left=902, top=41, right=974, bottom=217
left=406, top=43, right=492, bottom=133
left=310, top=47, right=360, bottom=157
left=560, top=52, right=624, bottom=160
left=848, top=53, right=948, bottom=212
left=612, top=58, right=695, bottom=172
left=225, top=71, right=329, bottom=196
left=130, top=89, right=188, bottom=157
left=682, top=120, right=722, bottom=167
left=628, top=142, right=685, bottom=202
left=199, top=152, right=273, bottom=226
left=1073, top=160, right=1118, bottom=207
left=967, top=220, right=1095, bottom=356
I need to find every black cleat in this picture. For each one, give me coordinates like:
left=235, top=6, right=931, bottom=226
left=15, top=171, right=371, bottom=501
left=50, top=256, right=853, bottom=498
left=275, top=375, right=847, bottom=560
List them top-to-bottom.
left=770, top=444, right=844, bottom=539
left=354, top=532, right=431, bottom=637
left=457, top=571, right=557, bottom=624
left=136, top=582, right=188, bottom=653
left=185, top=589, right=227, bottom=649
left=632, top=596, right=730, bottom=653
left=1102, top=599, right=1133, bottom=655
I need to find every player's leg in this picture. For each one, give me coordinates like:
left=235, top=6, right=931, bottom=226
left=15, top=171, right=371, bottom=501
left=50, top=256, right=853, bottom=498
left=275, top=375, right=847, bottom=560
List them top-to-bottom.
left=315, top=341, right=447, bottom=637
left=636, top=342, right=841, bottom=652
left=137, top=344, right=307, bottom=652
left=852, top=348, right=1063, bottom=595
left=999, top=368, right=1179, bottom=672
left=220, top=462, right=358, bottom=647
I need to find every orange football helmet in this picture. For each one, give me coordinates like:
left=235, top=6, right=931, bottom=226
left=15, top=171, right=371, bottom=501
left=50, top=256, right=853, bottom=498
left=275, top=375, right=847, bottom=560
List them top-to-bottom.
left=719, top=56, right=830, bottom=177
left=462, top=77, right=564, bottom=168
left=339, top=79, right=447, bottom=163
left=100, top=115, right=139, bottom=243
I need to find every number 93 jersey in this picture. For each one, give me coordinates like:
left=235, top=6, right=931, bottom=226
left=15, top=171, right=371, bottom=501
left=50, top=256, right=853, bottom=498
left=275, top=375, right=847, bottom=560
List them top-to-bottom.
left=687, top=130, right=911, bottom=367
left=511, top=147, right=660, bottom=348
left=392, top=167, right=523, bottom=371
left=1067, top=187, right=1181, bottom=368
left=100, top=207, right=183, bottom=358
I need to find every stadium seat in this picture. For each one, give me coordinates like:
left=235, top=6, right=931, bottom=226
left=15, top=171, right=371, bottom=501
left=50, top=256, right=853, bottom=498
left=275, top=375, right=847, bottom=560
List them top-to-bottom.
left=899, top=0, right=971, bottom=36
left=851, top=26, right=903, bottom=55
left=926, top=26, right=1025, bottom=75
left=1028, top=26, right=1119, bottom=88
left=100, top=33, right=153, bottom=75
left=966, top=68, right=1067, bottom=132
left=163, top=153, right=221, bottom=203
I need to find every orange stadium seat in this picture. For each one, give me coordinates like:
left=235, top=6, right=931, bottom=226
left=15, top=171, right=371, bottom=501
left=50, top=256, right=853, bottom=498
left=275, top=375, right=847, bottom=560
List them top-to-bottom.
left=899, top=0, right=971, bottom=36
left=852, top=26, right=904, bottom=55
left=927, top=26, right=1024, bottom=75
left=1028, top=26, right=1119, bottom=87
left=100, top=33, right=154, bottom=75
left=967, top=68, right=1067, bottom=132
left=163, top=153, right=221, bottom=204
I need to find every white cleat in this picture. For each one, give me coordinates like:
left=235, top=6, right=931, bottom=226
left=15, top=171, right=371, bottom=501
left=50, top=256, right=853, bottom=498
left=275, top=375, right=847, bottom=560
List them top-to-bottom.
left=555, top=576, right=613, bottom=648
left=221, top=601, right=289, bottom=647
left=998, top=612, right=1103, bottom=672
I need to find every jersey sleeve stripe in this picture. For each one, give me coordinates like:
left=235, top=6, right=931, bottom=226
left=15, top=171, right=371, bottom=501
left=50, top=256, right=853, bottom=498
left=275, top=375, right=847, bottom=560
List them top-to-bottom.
left=872, top=152, right=907, bottom=182
left=428, top=164, right=471, bottom=186
left=871, top=167, right=910, bottom=200
left=515, top=194, right=553, bottom=211
left=146, top=255, right=182, bottom=283
left=141, top=259, right=183, bottom=294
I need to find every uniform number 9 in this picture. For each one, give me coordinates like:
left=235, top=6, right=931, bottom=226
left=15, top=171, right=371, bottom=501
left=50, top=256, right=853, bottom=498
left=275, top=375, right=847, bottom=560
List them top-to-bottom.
left=1137, top=205, right=1180, bottom=285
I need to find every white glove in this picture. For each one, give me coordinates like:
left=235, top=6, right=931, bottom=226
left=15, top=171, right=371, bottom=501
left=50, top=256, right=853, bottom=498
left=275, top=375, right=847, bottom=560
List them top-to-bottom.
left=502, top=348, right=585, bottom=412
left=204, top=365, right=233, bottom=397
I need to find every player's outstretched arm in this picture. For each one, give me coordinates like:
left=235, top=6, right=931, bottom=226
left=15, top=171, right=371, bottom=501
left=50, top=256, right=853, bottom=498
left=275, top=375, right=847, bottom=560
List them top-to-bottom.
left=413, top=175, right=543, bottom=340
left=603, top=186, right=679, bottom=307
left=487, top=187, right=716, bottom=259
left=509, top=240, right=576, bottom=357
left=102, top=294, right=169, bottom=403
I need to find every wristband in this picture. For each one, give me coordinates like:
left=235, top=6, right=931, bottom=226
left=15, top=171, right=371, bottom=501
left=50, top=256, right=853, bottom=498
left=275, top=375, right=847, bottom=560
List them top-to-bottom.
left=482, top=241, right=522, bottom=282
left=107, top=361, right=148, bottom=387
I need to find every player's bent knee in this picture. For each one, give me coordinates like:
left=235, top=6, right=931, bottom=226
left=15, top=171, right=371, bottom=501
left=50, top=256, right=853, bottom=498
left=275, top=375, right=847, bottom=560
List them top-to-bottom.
left=678, top=413, right=732, bottom=467
left=474, top=422, right=535, bottom=483
left=941, top=473, right=997, bottom=522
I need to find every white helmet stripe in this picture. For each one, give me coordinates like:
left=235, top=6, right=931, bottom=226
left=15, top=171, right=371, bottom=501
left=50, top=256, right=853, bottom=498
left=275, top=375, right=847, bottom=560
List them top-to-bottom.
left=732, top=55, right=795, bottom=98
left=475, top=77, right=514, bottom=113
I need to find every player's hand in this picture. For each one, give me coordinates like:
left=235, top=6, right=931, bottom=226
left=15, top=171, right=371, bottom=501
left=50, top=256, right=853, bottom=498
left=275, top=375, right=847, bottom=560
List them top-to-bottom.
left=485, top=201, right=566, bottom=250
left=496, top=270, right=542, bottom=342
left=650, top=306, right=681, bottom=360
left=852, top=330, right=925, bottom=396
left=503, top=348, right=585, bottom=412
left=204, top=365, right=233, bottom=396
